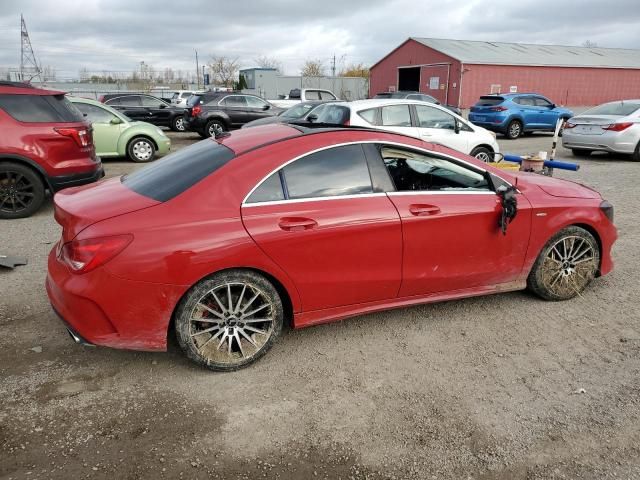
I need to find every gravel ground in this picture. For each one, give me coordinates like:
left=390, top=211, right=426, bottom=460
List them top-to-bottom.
left=1, top=127, right=639, bottom=480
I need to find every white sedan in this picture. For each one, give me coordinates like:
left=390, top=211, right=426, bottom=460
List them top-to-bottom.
left=330, top=99, right=500, bottom=161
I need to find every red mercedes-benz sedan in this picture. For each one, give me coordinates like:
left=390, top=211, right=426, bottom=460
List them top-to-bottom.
left=46, top=124, right=617, bottom=371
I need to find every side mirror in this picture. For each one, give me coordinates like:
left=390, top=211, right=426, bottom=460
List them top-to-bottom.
left=158, top=104, right=167, bottom=109
left=262, top=104, right=270, bottom=110
left=549, top=104, right=556, bottom=109
left=307, top=114, right=318, bottom=123
left=110, top=117, right=123, bottom=125
left=454, top=120, right=461, bottom=134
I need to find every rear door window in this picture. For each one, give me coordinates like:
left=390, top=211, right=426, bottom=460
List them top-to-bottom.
left=305, top=90, right=321, bottom=100
left=319, top=91, right=336, bottom=100
left=0, top=94, right=84, bottom=122
left=223, top=96, right=248, bottom=107
left=245, top=96, right=269, bottom=108
left=534, top=97, right=553, bottom=107
left=74, top=102, right=118, bottom=123
left=381, top=104, right=411, bottom=126
left=358, top=108, right=379, bottom=125
left=122, top=140, right=235, bottom=202
left=282, top=144, right=373, bottom=199
left=246, top=172, right=285, bottom=203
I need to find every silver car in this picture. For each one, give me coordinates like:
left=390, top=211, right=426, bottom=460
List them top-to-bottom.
left=563, top=100, right=640, bottom=161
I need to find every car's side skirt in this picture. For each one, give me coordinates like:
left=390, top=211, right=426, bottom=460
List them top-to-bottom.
left=294, top=280, right=526, bottom=329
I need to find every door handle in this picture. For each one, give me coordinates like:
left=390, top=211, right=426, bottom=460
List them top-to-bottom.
left=409, top=204, right=440, bottom=216
left=278, top=217, right=318, bottom=231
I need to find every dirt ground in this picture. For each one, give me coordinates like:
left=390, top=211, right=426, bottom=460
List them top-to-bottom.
left=1, top=127, right=639, bottom=480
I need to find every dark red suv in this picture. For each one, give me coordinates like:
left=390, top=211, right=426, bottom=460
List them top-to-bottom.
left=0, top=81, right=104, bottom=219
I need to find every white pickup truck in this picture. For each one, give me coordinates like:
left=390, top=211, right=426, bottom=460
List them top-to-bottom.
left=270, top=88, right=339, bottom=108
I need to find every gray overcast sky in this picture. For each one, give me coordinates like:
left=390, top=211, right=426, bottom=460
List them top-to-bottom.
left=0, top=0, right=639, bottom=79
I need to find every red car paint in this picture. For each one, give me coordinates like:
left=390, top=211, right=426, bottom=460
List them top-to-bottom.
left=0, top=84, right=102, bottom=191
left=46, top=125, right=617, bottom=352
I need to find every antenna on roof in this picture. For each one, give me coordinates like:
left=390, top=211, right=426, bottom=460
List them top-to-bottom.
left=19, top=14, right=42, bottom=83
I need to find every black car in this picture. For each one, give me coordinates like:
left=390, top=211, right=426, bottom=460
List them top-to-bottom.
left=374, top=91, right=462, bottom=116
left=184, top=92, right=283, bottom=137
left=100, top=93, right=187, bottom=131
left=242, top=100, right=338, bottom=129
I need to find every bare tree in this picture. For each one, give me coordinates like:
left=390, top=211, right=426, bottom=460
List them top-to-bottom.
left=582, top=40, right=598, bottom=48
left=254, top=55, right=283, bottom=74
left=208, top=56, right=240, bottom=88
left=301, top=59, right=325, bottom=77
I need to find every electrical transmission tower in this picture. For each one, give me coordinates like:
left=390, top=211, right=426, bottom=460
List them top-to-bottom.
left=20, top=14, right=42, bottom=83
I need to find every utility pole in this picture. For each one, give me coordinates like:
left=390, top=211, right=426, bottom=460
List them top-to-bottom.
left=20, top=14, right=42, bottom=83
left=195, top=50, right=201, bottom=89
left=331, top=54, right=336, bottom=77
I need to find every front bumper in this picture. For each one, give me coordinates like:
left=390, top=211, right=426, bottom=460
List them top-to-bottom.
left=157, top=136, right=171, bottom=155
left=49, top=164, right=105, bottom=192
left=46, top=247, right=187, bottom=352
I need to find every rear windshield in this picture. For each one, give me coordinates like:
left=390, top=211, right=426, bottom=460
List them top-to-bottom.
left=374, top=92, right=404, bottom=99
left=0, top=94, right=84, bottom=122
left=475, top=96, right=504, bottom=106
left=584, top=102, right=640, bottom=116
left=122, top=140, right=235, bottom=202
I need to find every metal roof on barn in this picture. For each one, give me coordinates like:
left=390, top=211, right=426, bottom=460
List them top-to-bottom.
left=411, top=38, right=640, bottom=69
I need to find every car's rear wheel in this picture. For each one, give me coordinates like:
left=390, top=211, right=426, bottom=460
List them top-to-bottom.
left=171, top=115, right=186, bottom=132
left=204, top=119, right=226, bottom=138
left=506, top=120, right=522, bottom=139
left=127, top=137, right=156, bottom=163
left=469, top=146, right=493, bottom=162
left=571, top=149, right=592, bottom=157
left=0, top=162, right=45, bottom=219
left=527, top=226, right=599, bottom=301
left=175, top=270, right=284, bottom=371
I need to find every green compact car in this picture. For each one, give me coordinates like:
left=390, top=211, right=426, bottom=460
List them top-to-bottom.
left=69, top=96, right=171, bottom=162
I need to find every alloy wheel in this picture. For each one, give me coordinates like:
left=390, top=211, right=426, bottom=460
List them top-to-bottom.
left=175, top=117, right=185, bottom=131
left=208, top=122, right=223, bottom=137
left=509, top=122, right=521, bottom=138
left=474, top=151, right=492, bottom=162
left=0, top=170, right=35, bottom=214
left=540, top=235, right=597, bottom=298
left=188, top=282, right=276, bottom=366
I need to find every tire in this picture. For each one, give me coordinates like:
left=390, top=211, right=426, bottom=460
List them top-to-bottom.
left=171, top=115, right=186, bottom=132
left=557, top=118, right=569, bottom=137
left=204, top=119, right=226, bottom=138
left=506, top=120, right=522, bottom=139
left=127, top=137, right=156, bottom=163
left=631, top=142, right=640, bottom=162
left=469, top=146, right=493, bottom=163
left=571, top=149, right=592, bottom=157
left=0, top=162, right=45, bottom=219
left=527, top=226, right=600, bottom=301
left=175, top=269, right=284, bottom=372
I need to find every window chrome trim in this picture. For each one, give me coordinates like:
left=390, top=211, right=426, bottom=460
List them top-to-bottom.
left=241, top=140, right=513, bottom=206
left=387, top=190, right=496, bottom=196
left=243, top=192, right=388, bottom=208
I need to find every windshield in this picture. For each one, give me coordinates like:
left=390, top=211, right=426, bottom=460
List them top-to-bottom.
left=583, top=102, right=640, bottom=116
left=282, top=103, right=317, bottom=119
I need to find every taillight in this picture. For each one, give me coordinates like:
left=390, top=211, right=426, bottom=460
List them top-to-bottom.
left=192, top=105, right=202, bottom=117
left=490, top=106, right=508, bottom=112
left=564, top=122, right=576, bottom=129
left=603, top=122, right=633, bottom=132
left=54, top=127, right=91, bottom=147
left=600, top=200, right=614, bottom=223
left=60, top=234, right=133, bottom=274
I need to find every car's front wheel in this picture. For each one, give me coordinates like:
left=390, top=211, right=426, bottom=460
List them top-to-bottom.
left=171, top=115, right=186, bottom=132
left=506, top=120, right=522, bottom=139
left=127, top=137, right=156, bottom=163
left=470, top=146, right=493, bottom=162
left=0, top=162, right=45, bottom=219
left=527, top=226, right=600, bottom=301
left=175, top=270, right=284, bottom=371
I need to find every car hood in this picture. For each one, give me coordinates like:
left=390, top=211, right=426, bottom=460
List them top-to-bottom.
left=516, top=172, right=601, bottom=199
left=54, top=177, right=160, bottom=242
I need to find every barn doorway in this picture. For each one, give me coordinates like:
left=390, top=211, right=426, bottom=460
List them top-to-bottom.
left=398, top=67, right=420, bottom=91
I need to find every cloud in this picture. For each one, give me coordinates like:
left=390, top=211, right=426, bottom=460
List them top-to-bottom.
left=0, top=0, right=638, bottom=79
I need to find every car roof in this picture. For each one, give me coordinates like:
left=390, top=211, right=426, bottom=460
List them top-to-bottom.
left=0, top=82, right=64, bottom=96
left=68, top=96, right=103, bottom=105
left=346, top=98, right=448, bottom=110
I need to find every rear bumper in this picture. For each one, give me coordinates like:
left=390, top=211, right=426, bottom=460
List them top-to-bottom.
left=183, top=116, right=206, bottom=132
left=562, top=131, right=638, bottom=154
left=49, top=164, right=105, bottom=192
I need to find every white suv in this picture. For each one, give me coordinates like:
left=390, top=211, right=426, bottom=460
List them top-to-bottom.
left=171, top=90, right=202, bottom=107
left=343, top=99, right=499, bottom=161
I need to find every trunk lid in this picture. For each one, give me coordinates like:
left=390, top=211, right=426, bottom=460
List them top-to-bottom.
left=567, top=114, right=623, bottom=135
left=54, top=177, right=160, bottom=242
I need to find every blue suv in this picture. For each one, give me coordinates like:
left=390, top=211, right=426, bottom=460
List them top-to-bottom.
left=469, top=93, right=573, bottom=139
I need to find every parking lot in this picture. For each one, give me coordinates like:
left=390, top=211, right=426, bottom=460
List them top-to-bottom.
left=1, top=130, right=639, bottom=479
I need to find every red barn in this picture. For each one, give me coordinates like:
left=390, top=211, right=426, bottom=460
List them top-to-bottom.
left=369, top=38, right=640, bottom=108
